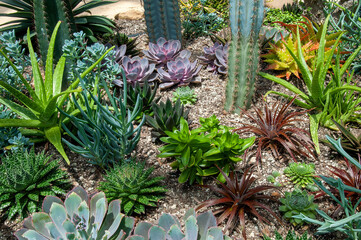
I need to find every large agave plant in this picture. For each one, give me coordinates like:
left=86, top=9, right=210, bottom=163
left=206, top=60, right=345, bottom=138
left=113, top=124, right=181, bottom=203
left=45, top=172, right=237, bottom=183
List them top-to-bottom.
left=143, top=37, right=190, bottom=67
left=113, top=56, right=157, bottom=87
left=158, top=57, right=202, bottom=90
left=15, top=186, right=135, bottom=240
left=131, top=209, right=231, bottom=240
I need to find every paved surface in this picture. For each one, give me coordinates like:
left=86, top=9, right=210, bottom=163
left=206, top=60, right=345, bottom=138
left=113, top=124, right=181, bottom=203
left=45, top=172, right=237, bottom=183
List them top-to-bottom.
left=0, top=0, right=143, bottom=26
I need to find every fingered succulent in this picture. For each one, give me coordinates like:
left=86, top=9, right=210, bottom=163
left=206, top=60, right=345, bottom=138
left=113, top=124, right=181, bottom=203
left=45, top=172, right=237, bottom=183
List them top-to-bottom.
left=143, top=37, right=190, bottom=67
left=199, top=42, right=228, bottom=74
left=113, top=56, right=157, bottom=87
left=158, top=57, right=202, bottom=89
left=172, top=86, right=197, bottom=105
left=146, top=98, right=190, bottom=138
left=0, top=149, right=70, bottom=220
left=98, top=161, right=167, bottom=215
left=284, top=162, right=316, bottom=188
left=196, top=166, right=281, bottom=240
left=15, top=186, right=136, bottom=240
left=279, top=189, right=318, bottom=226
left=132, top=208, right=231, bottom=240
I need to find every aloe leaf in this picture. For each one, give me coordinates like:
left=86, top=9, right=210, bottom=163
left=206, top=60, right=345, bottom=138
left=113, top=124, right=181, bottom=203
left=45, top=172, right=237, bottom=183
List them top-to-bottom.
left=340, top=45, right=361, bottom=76
left=52, top=56, right=66, bottom=98
left=264, top=90, right=312, bottom=109
left=0, top=97, right=38, bottom=119
left=309, top=113, right=321, bottom=154
left=0, top=119, right=51, bottom=128
left=45, top=126, right=69, bottom=164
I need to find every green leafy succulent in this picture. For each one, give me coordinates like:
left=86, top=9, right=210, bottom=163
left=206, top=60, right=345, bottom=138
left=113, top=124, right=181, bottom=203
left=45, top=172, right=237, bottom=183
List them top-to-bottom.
left=172, top=86, right=197, bottom=105
left=146, top=98, right=190, bottom=138
left=0, top=148, right=70, bottom=220
left=99, top=161, right=166, bottom=215
left=284, top=162, right=316, bottom=188
left=15, top=186, right=135, bottom=240
left=279, top=189, right=318, bottom=226
left=263, top=230, right=312, bottom=240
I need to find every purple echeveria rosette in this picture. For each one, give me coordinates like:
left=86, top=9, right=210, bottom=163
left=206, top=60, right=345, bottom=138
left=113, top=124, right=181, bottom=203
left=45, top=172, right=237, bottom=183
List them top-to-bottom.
left=113, top=56, right=157, bottom=87
left=158, top=57, right=202, bottom=90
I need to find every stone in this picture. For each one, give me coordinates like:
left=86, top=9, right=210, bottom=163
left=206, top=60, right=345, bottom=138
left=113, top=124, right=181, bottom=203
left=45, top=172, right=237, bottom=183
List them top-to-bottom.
left=265, top=0, right=294, bottom=9
left=115, top=7, right=144, bottom=20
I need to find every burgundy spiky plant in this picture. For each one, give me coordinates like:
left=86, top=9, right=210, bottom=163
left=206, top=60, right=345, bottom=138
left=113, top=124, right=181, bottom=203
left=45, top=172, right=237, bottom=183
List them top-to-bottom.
left=234, top=97, right=315, bottom=165
left=196, top=166, right=281, bottom=240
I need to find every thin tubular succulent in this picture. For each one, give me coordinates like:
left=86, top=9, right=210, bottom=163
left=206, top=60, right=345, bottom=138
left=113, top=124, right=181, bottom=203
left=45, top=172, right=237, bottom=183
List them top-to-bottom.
left=143, top=37, right=190, bottom=67
left=199, top=42, right=228, bottom=74
left=113, top=56, right=157, bottom=87
left=158, top=57, right=202, bottom=90
left=172, top=86, right=197, bottom=105
left=234, top=97, right=315, bottom=165
left=146, top=98, right=190, bottom=138
left=0, top=148, right=70, bottom=220
left=98, top=161, right=167, bottom=215
left=284, top=162, right=316, bottom=188
left=196, top=166, right=281, bottom=240
left=15, top=186, right=136, bottom=240
left=279, top=189, right=318, bottom=226
left=132, top=209, right=231, bottom=240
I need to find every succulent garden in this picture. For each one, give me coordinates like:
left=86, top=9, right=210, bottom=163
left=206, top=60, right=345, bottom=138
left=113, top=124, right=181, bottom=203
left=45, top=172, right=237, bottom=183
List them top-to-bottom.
left=1, top=0, right=361, bottom=239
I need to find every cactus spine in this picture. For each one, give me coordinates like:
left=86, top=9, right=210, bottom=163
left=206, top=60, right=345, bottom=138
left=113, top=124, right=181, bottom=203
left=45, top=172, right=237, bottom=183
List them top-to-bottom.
left=33, top=0, right=74, bottom=64
left=143, top=0, right=182, bottom=43
left=225, top=0, right=264, bottom=112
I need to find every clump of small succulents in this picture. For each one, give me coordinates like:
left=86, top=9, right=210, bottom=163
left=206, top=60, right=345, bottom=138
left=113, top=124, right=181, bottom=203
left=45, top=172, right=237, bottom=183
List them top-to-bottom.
left=143, top=37, right=190, bottom=67
left=199, top=42, right=228, bottom=74
left=113, top=56, right=157, bottom=87
left=158, top=57, right=202, bottom=89
left=172, top=86, right=197, bottom=105
left=98, top=161, right=167, bottom=215
left=284, top=162, right=316, bottom=189
left=266, top=170, right=282, bottom=187
left=15, top=186, right=135, bottom=240
left=279, top=189, right=318, bottom=226
left=133, top=208, right=231, bottom=240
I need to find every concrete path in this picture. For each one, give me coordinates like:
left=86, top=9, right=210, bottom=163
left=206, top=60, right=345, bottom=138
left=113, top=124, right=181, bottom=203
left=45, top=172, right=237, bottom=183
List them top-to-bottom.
left=0, top=0, right=143, bottom=26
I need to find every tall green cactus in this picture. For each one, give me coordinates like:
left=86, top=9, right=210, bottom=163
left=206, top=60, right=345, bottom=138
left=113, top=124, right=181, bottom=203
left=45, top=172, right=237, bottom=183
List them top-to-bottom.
left=33, top=0, right=74, bottom=65
left=143, top=0, right=182, bottom=43
left=225, top=0, right=264, bottom=112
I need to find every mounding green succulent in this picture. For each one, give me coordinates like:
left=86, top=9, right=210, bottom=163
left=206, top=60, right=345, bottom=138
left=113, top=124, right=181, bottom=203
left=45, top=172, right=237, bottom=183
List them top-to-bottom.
left=103, top=32, right=140, bottom=57
left=127, top=80, right=161, bottom=120
left=172, top=86, right=197, bottom=105
left=146, top=98, right=190, bottom=138
left=0, top=148, right=70, bottom=220
left=98, top=161, right=167, bottom=215
left=284, top=162, right=316, bottom=188
left=15, top=186, right=136, bottom=240
left=279, top=189, right=318, bottom=226
left=132, top=208, right=231, bottom=240
left=263, top=230, right=312, bottom=240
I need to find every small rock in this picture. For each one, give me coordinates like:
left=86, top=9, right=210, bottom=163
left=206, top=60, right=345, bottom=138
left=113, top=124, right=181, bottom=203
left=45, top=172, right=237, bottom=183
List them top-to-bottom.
left=115, top=7, right=144, bottom=20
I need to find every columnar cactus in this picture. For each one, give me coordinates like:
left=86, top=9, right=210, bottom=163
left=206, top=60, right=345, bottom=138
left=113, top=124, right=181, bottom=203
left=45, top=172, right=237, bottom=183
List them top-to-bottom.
left=143, top=0, right=182, bottom=43
left=226, top=0, right=265, bottom=112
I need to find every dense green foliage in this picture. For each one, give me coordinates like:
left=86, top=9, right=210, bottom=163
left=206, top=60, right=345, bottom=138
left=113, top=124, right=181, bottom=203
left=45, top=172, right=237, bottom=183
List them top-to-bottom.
left=264, top=8, right=303, bottom=29
left=172, top=86, right=197, bottom=105
left=0, top=149, right=69, bottom=220
left=98, top=161, right=166, bottom=215
left=284, top=162, right=316, bottom=188
left=264, top=230, right=312, bottom=240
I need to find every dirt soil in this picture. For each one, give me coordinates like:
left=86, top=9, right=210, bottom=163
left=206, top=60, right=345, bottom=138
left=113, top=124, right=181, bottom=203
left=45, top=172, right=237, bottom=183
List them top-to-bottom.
left=0, top=18, right=354, bottom=240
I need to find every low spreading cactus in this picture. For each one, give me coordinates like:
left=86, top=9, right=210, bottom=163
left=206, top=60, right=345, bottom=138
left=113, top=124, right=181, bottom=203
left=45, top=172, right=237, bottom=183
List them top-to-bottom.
left=15, top=186, right=135, bottom=240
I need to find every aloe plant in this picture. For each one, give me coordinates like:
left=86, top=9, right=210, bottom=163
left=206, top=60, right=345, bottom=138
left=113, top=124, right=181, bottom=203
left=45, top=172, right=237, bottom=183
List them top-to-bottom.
left=143, top=0, right=182, bottom=43
left=225, top=0, right=264, bottom=112
left=0, top=22, right=113, bottom=164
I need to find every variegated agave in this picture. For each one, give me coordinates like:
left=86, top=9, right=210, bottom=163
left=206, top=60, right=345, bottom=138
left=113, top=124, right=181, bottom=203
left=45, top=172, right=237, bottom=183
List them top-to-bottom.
left=143, top=37, right=191, bottom=67
left=158, top=57, right=202, bottom=89
left=15, top=186, right=135, bottom=240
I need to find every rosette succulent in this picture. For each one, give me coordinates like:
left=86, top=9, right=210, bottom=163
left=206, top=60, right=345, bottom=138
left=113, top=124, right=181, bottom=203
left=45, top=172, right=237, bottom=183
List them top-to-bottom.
left=143, top=37, right=191, bottom=67
left=199, top=42, right=228, bottom=74
left=215, top=44, right=228, bottom=75
left=113, top=56, right=157, bottom=87
left=158, top=57, right=202, bottom=89
left=172, top=86, right=197, bottom=105
left=284, top=162, right=316, bottom=188
left=15, top=186, right=135, bottom=240
left=279, top=189, right=318, bottom=226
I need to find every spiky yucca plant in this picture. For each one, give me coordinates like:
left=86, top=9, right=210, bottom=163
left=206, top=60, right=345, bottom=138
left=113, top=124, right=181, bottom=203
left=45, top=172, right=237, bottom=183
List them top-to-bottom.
left=234, top=97, right=315, bottom=165
left=0, top=149, right=70, bottom=220
left=98, top=161, right=167, bottom=215
left=284, top=162, right=316, bottom=188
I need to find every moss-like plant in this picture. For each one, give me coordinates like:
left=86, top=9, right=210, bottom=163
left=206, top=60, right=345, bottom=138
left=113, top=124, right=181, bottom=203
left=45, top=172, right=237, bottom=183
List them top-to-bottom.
left=0, top=148, right=70, bottom=220
left=98, top=161, right=167, bottom=215
left=284, top=162, right=316, bottom=188
left=279, top=189, right=318, bottom=226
